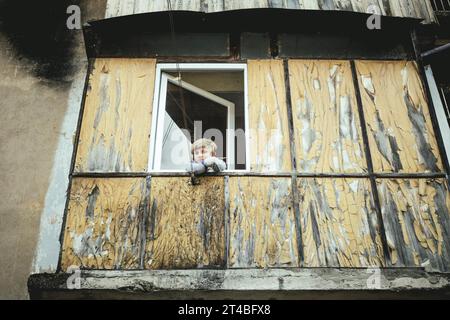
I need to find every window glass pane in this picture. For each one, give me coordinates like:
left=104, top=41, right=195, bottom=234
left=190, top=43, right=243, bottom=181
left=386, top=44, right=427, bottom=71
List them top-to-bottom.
left=158, top=70, right=246, bottom=171
left=161, top=81, right=228, bottom=169
left=160, top=111, right=191, bottom=170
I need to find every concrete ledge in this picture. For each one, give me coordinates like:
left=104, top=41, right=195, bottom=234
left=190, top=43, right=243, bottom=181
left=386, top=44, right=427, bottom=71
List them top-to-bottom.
left=28, top=268, right=450, bottom=299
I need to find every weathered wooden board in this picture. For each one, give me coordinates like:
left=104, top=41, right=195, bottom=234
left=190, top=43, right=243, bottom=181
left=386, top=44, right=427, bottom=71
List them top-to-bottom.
left=105, top=0, right=436, bottom=23
left=75, top=58, right=156, bottom=173
left=248, top=60, right=292, bottom=172
left=289, top=60, right=367, bottom=173
left=355, top=61, right=443, bottom=173
left=145, top=177, right=225, bottom=269
left=228, top=177, right=299, bottom=268
left=61, top=178, right=148, bottom=271
left=297, top=178, right=385, bottom=267
left=377, top=179, right=450, bottom=271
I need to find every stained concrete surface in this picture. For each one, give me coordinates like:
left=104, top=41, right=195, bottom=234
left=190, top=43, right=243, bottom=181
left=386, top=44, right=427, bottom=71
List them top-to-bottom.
left=0, top=0, right=106, bottom=299
left=28, top=269, right=450, bottom=300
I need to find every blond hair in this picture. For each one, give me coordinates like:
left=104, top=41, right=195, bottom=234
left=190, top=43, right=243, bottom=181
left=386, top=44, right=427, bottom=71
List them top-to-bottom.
left=191, top=138, right=217, bottom=155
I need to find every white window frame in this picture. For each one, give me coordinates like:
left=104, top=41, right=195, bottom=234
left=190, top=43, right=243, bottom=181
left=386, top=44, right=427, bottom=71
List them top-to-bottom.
left=148, top=63, right=249, bottom=173
left=425, top=65, right=450, bottom=170
left=156, top=73, right=235, bottom=170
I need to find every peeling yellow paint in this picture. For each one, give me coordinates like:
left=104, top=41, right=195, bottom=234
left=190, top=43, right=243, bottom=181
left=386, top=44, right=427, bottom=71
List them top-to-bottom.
left=75, top=58, right=156, bottom=172
left=248, top=60, right=292, bottom=172
left=289, top=60, right=367, bottom=173
left=355, top=61, right=443, bottom=173
left=145, top=177, right=225, bottom=269
left=228, top=177, right=298, bottom=267
left=61, top=178, right=147, bottom=271
left=298, top=178, right=384, bottom=267
left=377, top=179, right=450, bottom=269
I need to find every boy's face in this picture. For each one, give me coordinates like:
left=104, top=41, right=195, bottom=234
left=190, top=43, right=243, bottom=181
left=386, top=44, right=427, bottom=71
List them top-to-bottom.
left=193, top=146, right=213, bottom=162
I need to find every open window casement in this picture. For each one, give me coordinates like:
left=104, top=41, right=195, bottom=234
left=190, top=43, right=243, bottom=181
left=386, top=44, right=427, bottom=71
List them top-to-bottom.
left=152, top=72, right=236, bottom=171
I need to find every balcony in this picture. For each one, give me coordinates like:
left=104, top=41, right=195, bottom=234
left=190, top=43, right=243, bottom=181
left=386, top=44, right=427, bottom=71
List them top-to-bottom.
left=431, top=0, right=450, bottom=12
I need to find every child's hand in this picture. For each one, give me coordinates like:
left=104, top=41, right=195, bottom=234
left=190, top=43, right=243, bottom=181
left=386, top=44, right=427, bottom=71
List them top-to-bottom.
left=202, top=157, right=218, bottom=167
left=203, top=157, right=226, bottom=172
left=187, top=162, right=206, bottom=175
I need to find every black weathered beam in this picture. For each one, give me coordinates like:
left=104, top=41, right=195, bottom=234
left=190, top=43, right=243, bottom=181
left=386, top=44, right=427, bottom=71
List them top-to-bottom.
left=83, top=9, right=421, bottom=59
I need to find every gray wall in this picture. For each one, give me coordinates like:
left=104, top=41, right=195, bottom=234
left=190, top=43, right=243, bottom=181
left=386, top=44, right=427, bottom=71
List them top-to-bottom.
left=0, top=0, right=107, bottom=299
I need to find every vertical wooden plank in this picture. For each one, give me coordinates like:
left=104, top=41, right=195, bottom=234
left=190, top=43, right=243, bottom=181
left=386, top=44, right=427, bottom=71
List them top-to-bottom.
left=105, top=0, right=121, bottom=18
left=119, top=0, right=135, bottom=16
left=133, top=0, right=151, bottom=14
left=142, top=0, right=203, bottom=11
left=147, top=0, right=168, bottom=11
left=174, top=0, right=202, bottom=11
left=204, top=0, right=225, bottom=12
left=224, top=0, right=268, bottom=10
left=268, top=0, right=300, bottom=9
left=298, top=0, right=320, bottom=10
left=332, top=0, right=353, bottom=11
left=349, top=0, right=387, bottom=15
left=388, top=0, right=414, bottom=19
left=390, top=0, right=435, bottom=23
left=420, top=0, right=436, bottom=24
left=75, top=58, right=156, bottom=173
left=248, top=60, right=292, bottom=172
left=289, top=60, right=367, bottom=173
left=355, top=60, right=443, bottom=173
left=145, top=177, right=225, bottom=269
left=228, top=177, right=298, bottom=268
left=61, top=178, right=147, bottom=271
left=298, top=178, right=385, bottom=267
left=377, top=179, right=450, bottom=271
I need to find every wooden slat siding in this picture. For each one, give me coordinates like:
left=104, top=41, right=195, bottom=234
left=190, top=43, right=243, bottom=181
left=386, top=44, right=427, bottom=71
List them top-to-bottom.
left=105, top=0, right=435, bottom=22
left=105, top=0, right=121, bottom=18
left=119, top=0, right=136, bottom=17
left=143, top=0, right=202, bottom=12
left=225, top=0, right=269, bottom=10
left=349, top=0, right=386, bottom=15
left=388, top=0, right=435, bottom=23
left=74, top=58, right=156, bottom=173
left=248, top=60, right=292, bottom=172
left=288, top=60, right=367, bottom=173
left=355, top=61, right=443, bottom=174
left=144, top=177, right=225, bottom=269
left=228, top=177, right=299, bottom=268
left=61, top=178, right=147, bottom=271
left=297, top=178, right=385, bottom=267
left=377, top=179, right=450, bottom=271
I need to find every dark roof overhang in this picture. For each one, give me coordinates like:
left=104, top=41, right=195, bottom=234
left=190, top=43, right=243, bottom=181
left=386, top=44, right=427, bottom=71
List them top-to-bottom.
left=83, top=8, right=423, bottom=59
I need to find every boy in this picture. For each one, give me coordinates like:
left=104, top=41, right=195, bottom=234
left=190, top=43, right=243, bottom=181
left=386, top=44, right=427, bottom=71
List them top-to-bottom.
left=188, top=138, right=226, bottom=175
